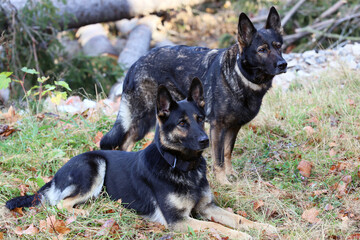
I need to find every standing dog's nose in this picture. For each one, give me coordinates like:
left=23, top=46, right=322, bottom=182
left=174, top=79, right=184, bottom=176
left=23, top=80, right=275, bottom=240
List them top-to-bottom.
left=277, top=60, right=287, bottom=71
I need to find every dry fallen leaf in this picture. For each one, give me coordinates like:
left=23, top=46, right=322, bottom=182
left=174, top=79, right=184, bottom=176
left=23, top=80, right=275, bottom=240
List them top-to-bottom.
left=346, top=99, right=355, bottom=106
left=0, top=106, right=20, bottom=123
left=0, top=124, right=18, bottom=139
left=303, top=126, right=315, bottom=136
left=93, top=131, right=103, bottom=148
left=141, top=140, right=152, bottom=150
left=329, top=149, right=336, bottom=157
left=297, top=160, right=313, bottom=178
left=334, top=175, right=352, bottom=195
left=312, top=189, right=328, bottom=196
left=253, top=200, right=264, bottom=211
left=324, top=204, right=334, bottom=211
left=302, top=207, right=321, bottom=223
left=236, top=210, right=247, bottom=217
left=43, top=215, right=71, bottom=235
left=65, top=216, right=77, bottom=225
left=96, top=219, right=116, bottom=236
left=14, top=224, right=39, bottom=236
left=348, top=233, right=360, bottom=240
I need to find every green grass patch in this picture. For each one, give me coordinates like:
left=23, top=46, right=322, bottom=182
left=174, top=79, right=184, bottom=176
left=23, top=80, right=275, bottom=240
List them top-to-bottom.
left=1, top=67, right=360, bottom=239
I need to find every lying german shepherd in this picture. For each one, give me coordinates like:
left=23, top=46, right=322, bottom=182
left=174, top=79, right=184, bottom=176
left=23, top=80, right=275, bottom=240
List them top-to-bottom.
left=100, top=7, right=287, bottom=185
left=6, top=79, right=275, bottom=239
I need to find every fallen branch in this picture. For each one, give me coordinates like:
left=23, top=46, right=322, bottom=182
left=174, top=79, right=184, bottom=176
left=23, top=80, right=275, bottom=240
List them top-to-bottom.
left=281, top=0, right=306, bottom=26
left=318, top=0, right=347, bottom=20
left=302, top=27, right=360, bottom=41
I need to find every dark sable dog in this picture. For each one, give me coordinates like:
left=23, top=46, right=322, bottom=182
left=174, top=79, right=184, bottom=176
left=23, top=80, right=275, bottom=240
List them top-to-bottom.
left=100, top=7, right=287, bottom=185
left=6, top=79, right=275, bottom=239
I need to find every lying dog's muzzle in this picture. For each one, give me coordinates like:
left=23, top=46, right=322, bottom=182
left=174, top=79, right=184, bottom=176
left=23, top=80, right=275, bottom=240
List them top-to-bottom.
left=276, top=59, right=287, bottom=73
left=198, top=135, right=210, bottom=149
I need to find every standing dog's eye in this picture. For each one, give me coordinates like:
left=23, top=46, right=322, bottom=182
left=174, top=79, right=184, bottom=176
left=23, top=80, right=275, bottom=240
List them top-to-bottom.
left=274, top=42, right=282, bottom=49
left=178, top=120, right=186, bottom=127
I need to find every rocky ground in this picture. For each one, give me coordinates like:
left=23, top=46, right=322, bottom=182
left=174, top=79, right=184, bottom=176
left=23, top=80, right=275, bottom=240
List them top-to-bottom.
left=274, top=42, right=360, bottom=91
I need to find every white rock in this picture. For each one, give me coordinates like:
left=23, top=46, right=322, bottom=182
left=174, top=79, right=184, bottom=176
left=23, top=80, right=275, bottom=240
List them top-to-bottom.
left=352, top=43, right=360, bottom=57
left=302, top=50, right=316, bottom=58
left=83, top=99, right=97, bottom=109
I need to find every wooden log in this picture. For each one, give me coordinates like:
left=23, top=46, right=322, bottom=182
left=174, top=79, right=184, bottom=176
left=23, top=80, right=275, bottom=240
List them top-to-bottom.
left=0, top=0, right=208, bottom=30
left=77, top=24, right=118, bottom=56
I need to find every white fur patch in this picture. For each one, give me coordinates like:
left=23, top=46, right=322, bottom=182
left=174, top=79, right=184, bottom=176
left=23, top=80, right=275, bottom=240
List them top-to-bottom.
left=234, top=56, right=266, bottom=91
left=117, top=97, right=132, bottom=131
left=91, top=160, right=106, bottom=198
left=44, top=182, right=76, bottom=206
left=148, top=202, right=167, bottom=227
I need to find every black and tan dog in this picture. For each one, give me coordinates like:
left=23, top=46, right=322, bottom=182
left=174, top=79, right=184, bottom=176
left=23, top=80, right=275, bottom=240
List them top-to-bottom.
left=100, top=7, right=287, bottom=185
left=6, top=79, right=275, bottom=239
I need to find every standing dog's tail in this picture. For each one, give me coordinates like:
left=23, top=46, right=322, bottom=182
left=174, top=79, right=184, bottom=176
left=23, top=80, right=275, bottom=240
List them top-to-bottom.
left=100, top=120, right=128, bottom=150
left=6, top=181, right=52, bottom=210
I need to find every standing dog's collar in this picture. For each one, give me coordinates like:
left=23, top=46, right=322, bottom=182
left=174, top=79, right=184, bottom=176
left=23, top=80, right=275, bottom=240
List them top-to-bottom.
left=155, top=133, right=202, bottom=171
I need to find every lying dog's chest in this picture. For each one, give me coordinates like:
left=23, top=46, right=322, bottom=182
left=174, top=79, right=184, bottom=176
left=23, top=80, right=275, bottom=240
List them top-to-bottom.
left=166, top=192, right=197, bottom=216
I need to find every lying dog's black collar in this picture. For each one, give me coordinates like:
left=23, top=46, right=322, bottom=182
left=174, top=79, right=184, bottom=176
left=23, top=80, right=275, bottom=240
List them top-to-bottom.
left=155, top=132, right=202, bottom=172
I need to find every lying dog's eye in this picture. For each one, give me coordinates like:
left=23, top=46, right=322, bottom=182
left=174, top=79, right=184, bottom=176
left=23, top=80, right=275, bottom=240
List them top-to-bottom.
left=258, top=47, right=267, bottom=53
left=197, top=117, right=204, bottom=123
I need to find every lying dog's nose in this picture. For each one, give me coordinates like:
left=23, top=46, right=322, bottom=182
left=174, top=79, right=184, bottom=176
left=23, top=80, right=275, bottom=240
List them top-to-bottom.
left=277, top=60, right=287, bottom=71
left=198, top=135, right=209, bottom=148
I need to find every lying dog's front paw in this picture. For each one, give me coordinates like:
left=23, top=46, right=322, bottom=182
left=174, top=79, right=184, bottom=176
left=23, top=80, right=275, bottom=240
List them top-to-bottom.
left=227, top=229, right=253, bottom=240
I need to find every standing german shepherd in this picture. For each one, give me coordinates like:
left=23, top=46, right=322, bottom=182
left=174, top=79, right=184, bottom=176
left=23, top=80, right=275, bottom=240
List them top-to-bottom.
left=100, top=7, right=287, bottom=185
left=6, top=79, right=275, bottom=239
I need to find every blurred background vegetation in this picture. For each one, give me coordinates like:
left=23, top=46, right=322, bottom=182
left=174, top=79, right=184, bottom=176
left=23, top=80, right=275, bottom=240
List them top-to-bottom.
left=0, top=0, right=359, bottom=102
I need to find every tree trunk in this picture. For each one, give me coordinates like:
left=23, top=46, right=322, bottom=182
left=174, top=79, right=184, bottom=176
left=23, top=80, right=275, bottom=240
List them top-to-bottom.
left=0, top=0, right=207, bottom=30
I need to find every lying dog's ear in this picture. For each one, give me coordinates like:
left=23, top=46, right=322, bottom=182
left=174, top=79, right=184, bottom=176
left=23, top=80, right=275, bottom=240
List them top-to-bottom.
left=265, top=6, right=283, bottom=35
left=237, top=12, right=257, bottom=49
left=187, top=77, right=205, bottom=109
left=157, top=85, right=177, bottom=119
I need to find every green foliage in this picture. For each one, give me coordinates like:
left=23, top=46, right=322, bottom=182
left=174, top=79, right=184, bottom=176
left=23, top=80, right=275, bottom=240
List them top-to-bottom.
left=1, top=0, right=123, bottom=100
left=60, top=54, right=123, bottom=97
left=1, top=68, right=71, bottom=113
left=0, top=72, right=12, bottom=89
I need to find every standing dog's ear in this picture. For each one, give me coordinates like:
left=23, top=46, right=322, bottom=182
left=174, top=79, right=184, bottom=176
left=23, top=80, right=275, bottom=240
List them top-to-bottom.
left=265, top=6, right=283, bottom=35
left=237, top=12, right=257, bottom=49
left=187, top=77, right=205, bottom=109
left=157, top=85, right=177, bottom=119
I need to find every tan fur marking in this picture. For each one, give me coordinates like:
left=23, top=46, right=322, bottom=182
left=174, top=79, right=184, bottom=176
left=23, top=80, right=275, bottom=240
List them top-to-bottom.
left=213, top=165, right=231, bottom=185
left=167, top=193, right=195, bottom=216
left=57, top=197, right=89, bottom=216
left=199, top=204, right=276, bottom=234
left=171, top=217, right=252, bottom=239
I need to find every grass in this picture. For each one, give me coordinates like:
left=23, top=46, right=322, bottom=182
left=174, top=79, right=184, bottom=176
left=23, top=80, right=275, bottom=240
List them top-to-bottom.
left=1, top=66, right=360, bottom=239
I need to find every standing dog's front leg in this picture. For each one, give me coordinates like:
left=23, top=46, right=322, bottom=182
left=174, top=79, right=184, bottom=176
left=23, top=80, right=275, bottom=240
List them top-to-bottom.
left=210, top=122, right=230, bottom=185
left=223, top=126, right=241, bottom=177
left=200, top=203, right=277, bottom=234
left=171, top=217, right=252, bottom=240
